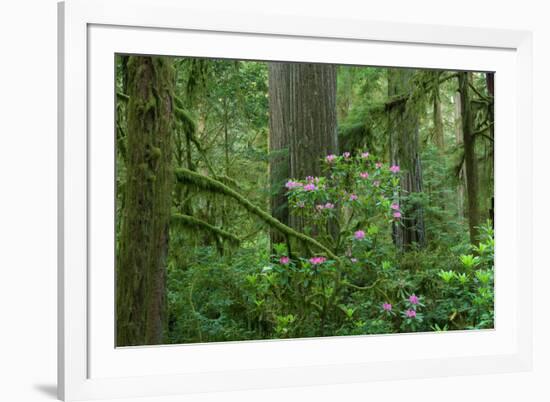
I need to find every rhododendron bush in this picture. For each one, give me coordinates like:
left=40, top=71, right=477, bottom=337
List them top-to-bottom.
left=285, top=152, right=402, bottom=249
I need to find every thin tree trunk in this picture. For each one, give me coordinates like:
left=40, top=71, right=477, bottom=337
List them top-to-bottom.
left=116, top=56, right=175, bottom=346
left=387, top=68, right=426, bottom=249
left=433, top=72, right=444, bottom=150
left=458, top=72, right=480, bottom=244
left=486, top=72, right=495, bottom=225
left=486, top=73, right=495, bottom=107
left=454, top=91, right=466, bottom=219
left=222, top=98, right=229, bottom=233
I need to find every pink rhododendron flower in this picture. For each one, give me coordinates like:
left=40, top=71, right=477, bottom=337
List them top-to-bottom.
left=343, top=152, right=351, bottom=159
left=361, top=152, right=370, bottom=159
left=326, top=154, right=336, bottom=163
left=375, top=162, right=382, bottom=169
left=389, top=165, right=400, bottom=173
left=360, top=172, right=369, bottom=179
left=306, top=175, right=314, bottom=182
left=285, top=180, right=302, bottom=189
left=373, top=180, right=381, bottom=187
left=304, top=183, right=316, bottom=191
left=349, top=194, right=358, bottom=201
left=324, top=202, right=335, bottom=209
left=391, top=203, right=400, bottom=210
left=316, top=204, right=325, bottom=211
left=393, top=211, right=402, bottom=219
left=354, top=230, right=366, bottom=240
left=279, top=256, right=290, bottom=265
left=309, top=256, right=327, bottom=265
left=409, top=294, right=419, bottom=305
left=382, top=303, right=392, bottom=312
left=405, top=309, right=417, bottom=318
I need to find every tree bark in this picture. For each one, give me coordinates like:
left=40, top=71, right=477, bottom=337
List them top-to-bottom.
left=116, top=56, right=175, bottom=346
left=268, top=62, right=338, bottom=237
left=268, top=63, right=291, bottom=245
left=287, top=63, right=338, bottom=233
left=288, top=63, right=338, bottom=179
left=387, top=68, right=426, bottom=249
left=433, top=72, right=445, bottom=150
left=458, top=72, right=480, bottom=244
left=485, top=72, right=495, bottom=225
left=454, top=91, right=466, bottom=219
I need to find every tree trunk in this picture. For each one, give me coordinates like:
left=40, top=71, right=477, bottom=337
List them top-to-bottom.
left=116, top=56, right=175, bottom=346
left=268, top=63, right=291, bottom=245
left=268, top=63, right=338, bottom=237
left=287, top=63, right=338, bottom=233
left=387, top=68, right=426, bottom=250
left=433, top=72, right=445, bottom=150
left=458, top=72, right=480, bottom=244
left=485, top=72, right=495, bottom=225
left=454, top=91, right=466, bottom=219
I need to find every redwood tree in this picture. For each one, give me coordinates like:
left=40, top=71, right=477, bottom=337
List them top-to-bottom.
left=116, top=56, right=175, bottom=346
left=268, top=62, right=338, bottom=236
left=268, top=63, right=291, bottom=244
left=287, top=63, right=338, bottom=233
left=387, top=68, right=426, bottom=249
left=458, top=71, right=480, bottom=244
left=433, top=72, right=445, bottom=150
left=454, top=91, right=466, bottom=219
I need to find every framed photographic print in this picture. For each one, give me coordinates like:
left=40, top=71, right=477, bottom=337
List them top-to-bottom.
left=58, top=0, right=533, bottom=400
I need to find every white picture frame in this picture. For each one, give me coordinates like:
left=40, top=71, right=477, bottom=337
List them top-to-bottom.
left=58, top=0, right=533, bottom=400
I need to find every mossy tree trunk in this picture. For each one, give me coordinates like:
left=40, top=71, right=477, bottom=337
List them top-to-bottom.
left=116, top=56, right=175, bottom=346
left=388, top=68, right=426, bottom=250
left=458, top=71, right=480, bottom=244
left=485, top=72, right=495, bottom=225
left=485, top=72, right=495, bottom=140
left=454, top=91, right=466, bottom=219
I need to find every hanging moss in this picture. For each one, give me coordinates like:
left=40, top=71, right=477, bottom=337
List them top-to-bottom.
left=174, top=102, right=196, bottom=134
left=338, top=122, right=371, bottom=153
left=171, top=213, right=241, bottom=247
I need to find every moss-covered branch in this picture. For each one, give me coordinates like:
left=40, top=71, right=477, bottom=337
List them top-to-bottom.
left=385, top=72, right=459, bottom=111
left=468, top=82, right=493, bottom=104
left=117, top=92, right=130, bottom=102
left=173, top=98, right=245, bottom=192
left=174, top=104, right=197, bottom=134
left=473, top=122, right=494, bottom=142
left=175, top=168, right=340, bottom=261
left=172, top=213, right=240, bottom=246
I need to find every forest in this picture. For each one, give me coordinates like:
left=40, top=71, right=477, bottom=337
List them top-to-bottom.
left=115, top=55, right=494, bottom=347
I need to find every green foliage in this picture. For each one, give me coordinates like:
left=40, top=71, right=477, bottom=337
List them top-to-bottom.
left=166, top=151, right=494, bottom=342
left=424, top=221, right=494, bottom=330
